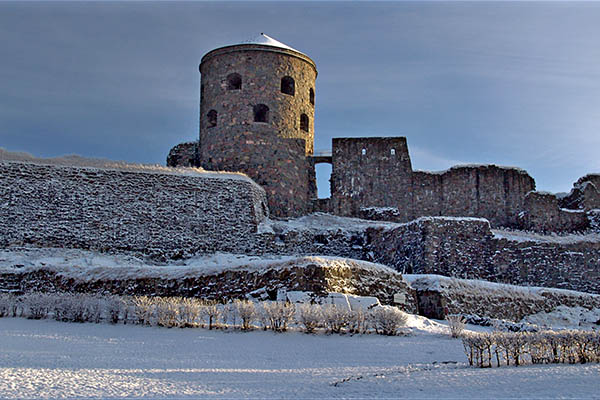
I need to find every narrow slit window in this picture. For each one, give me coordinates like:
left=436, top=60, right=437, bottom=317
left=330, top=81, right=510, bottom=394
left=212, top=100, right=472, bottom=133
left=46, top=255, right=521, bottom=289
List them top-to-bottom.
left=227, top=73, right=242, bottom=90
left=281, top=76, right=295, bottom=96
left=309, top=88, right=315, bottom=105
left=254, top=104, right=269, bottom=123
left=207, top=109, right=217, bottom=128
left=300, top=114, right=309, bottom=132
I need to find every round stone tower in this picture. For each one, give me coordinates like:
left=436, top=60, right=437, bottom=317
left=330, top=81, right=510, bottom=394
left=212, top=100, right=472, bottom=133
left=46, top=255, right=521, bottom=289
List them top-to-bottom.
left=198, top=34, right=318, bottom=217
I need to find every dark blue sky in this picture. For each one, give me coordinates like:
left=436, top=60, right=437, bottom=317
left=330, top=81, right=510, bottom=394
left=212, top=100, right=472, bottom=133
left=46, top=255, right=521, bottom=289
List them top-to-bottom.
left=1, top=1, right=599, bottom=195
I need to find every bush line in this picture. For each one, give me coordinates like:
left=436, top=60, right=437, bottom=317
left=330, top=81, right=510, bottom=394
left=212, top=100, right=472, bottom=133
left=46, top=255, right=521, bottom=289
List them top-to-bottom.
left=0, top=292, right=409, bottom=336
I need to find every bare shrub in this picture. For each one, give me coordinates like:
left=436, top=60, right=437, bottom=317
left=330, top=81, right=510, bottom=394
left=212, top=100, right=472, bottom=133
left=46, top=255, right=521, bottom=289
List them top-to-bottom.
left=0, top=293, right=16, bottom=317
left=23, top=293, right=52, bottom=319
left=85, top=295, right=103, bottom=323
left=104, top=295, right=124, bottom=324
left=132, top=296, right=155, bottom=325
left=155, top=297, right=180, bottom=328
left=179, top=298, right=202, bottom=328
left=233, top=299, right=257, bottom=331
left=199, top=300, right=220, bottom=330
left=261, top=301, right=295, bottom=332
left=296, top=303, right=323, bottom=334
left=322, top=304, right=349, bottom=334
left=369, top=306, right=408, bottom=336
left=347, top=309, right=368, bottom=334
left=447, top=314, right=466, bottom=338
left=462, top=330, right=600, bottom=368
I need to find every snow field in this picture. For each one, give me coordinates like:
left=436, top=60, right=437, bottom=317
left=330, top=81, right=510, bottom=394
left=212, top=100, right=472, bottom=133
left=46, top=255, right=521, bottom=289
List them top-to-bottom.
left=1, top=318, right=600, bottom=399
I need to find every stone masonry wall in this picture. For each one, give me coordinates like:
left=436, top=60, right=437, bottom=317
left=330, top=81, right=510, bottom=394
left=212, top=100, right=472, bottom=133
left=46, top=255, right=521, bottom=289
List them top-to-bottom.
left=198, top=45, right=317, bottom=218
left=199, top=45, right=317, bottom=154
left=200, top=127, right=312, bottom=217
left=330, top=137, right=535, bottom=228
left=330, top=137, right=413, bottom=221
left=166, top=142, right=199, bottom=168
left=0, top=160, right=268, bottom=259
left=419, top=165, right=535, bottom=228
left=522, top=191, right=589, bottom=233
left=364, top=217, right=600, bottom=294
left=1, top=260, right=417, bottom=312
left=408, top=275, right=600, bottom=322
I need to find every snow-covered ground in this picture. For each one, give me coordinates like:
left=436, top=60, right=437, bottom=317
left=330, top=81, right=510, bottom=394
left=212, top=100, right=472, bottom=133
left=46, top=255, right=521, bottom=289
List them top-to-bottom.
left=1, top=318, right=599, bottom=399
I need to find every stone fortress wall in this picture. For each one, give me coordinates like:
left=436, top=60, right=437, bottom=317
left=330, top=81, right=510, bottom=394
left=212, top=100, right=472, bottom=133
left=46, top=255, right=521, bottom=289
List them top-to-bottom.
left=330, top=137, right=536, bottom=228
left=1, top=150, right=599, bottom=295
left=0, top=156, right=268, bottom=260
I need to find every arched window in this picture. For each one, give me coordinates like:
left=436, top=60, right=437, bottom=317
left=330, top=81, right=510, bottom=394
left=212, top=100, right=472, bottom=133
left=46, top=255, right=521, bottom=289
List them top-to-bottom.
left=227, top=73, right=242, bottom=90
left=281, top=76, right=295, bottom=96
left=309, top=88, right=315, bottom=105
left=254, top=104, right=269, bottom=123
left=207, top=109, right=217, bottom=128
left=300, top=114, right=309, bottom=132
left=361, top=148, right=366, bottom=156
left=390, top=148, right=396, bottom=155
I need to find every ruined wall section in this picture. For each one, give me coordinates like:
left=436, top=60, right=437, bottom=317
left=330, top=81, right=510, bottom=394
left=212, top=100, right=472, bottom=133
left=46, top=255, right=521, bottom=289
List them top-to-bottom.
left=330, top=137, right=413, bottom=221
left=330, top=137, right=535, bottom=228
left=166, top=142, right=199, bottom=168
left=0, top=160, right=268, bottom=259
left=412, top=165, right=535, bottom=227
left=561, top=175, right=600, bottom=211
left=521, top=191, right=589, bottom=233
left=363, top=217, right=600, bottom=294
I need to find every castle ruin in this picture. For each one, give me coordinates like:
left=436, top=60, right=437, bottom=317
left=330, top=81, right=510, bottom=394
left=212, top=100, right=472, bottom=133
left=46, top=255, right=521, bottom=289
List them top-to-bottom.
left=168, top=34, right=600, bottom=233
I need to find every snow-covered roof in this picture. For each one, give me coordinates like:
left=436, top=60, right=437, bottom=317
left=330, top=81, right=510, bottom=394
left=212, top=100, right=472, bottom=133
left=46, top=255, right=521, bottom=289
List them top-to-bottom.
left=239, top=33, right=302, bottom=54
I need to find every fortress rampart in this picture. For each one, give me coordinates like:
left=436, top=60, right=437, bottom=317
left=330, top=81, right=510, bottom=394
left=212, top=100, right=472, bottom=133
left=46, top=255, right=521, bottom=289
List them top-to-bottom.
left=0, top=154, right=598, bottom=295
left=0, top=159, right=267, bottom=259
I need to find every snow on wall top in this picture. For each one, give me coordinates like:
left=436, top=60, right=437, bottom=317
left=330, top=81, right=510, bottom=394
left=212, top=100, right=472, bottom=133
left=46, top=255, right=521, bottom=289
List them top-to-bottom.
left=0, top=148, right=257, bottom=185
left=414, top=163, right=529, bottom=176
left=258, top=212, right=490, bottom=235
left=492, top=229, right=600, bottom=244
left=0, top=248, right=399, bottom=282
left=404, top=273, right=600, bottom=301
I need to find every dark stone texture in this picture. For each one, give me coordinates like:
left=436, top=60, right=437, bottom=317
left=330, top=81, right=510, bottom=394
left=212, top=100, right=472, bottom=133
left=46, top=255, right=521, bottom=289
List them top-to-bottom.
left=330, top=136, right=535, bottom=228
left=166, top=142, right=199, bottom=168
left=0, top=160, right=267, bottom=259
left=521, top=191, right=589, bottom=233
left=409, top=276, right=600, bottom=322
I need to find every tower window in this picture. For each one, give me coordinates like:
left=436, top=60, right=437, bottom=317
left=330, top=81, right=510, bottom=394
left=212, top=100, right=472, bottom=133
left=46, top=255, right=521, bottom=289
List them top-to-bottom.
left=227, top=73, right=242, bottom=90
left=281, top=76, right=295, bottom=96
left=309, top=88, right=315, bottom=105
left=254, top=104, right=269, bottom=123
left=207, top=109, right=217, bottom=128
left=300, top=114, right=309, bottom=132
left=361, top=148, right=366, bottom=156
left=391, top=148, right=396, bottom=155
